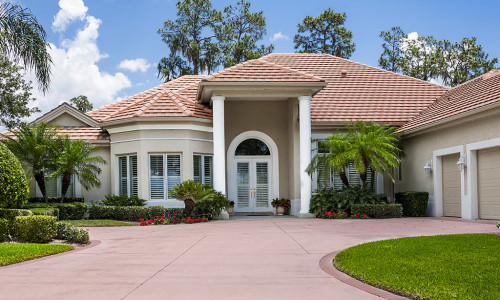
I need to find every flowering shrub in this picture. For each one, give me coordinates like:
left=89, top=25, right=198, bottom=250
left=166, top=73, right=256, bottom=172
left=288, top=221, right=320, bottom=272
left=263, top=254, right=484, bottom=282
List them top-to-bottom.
left=316, top=210, right=368, bottom=219
left=139, top=214, right=208, bottom=226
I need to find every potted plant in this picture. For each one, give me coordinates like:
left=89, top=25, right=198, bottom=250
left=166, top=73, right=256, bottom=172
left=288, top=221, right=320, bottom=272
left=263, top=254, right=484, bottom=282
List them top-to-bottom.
left=271, top=198, right=291, bottom=216
left=227, top=201, right=235, bottom=215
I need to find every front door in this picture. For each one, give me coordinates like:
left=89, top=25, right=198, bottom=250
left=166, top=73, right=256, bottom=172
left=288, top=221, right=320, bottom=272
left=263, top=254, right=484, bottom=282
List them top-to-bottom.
left=235, top=159, right=271, bottom=212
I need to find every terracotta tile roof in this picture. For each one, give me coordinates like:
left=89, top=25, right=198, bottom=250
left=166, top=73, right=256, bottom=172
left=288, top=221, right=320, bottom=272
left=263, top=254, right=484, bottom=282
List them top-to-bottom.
left=260, top=53, right=448, bottom=125
left=399, top=69, right=500, bottom=132
left=87, top=75, right=209, bottom=122
left=3, top=127, right=109, bottom=142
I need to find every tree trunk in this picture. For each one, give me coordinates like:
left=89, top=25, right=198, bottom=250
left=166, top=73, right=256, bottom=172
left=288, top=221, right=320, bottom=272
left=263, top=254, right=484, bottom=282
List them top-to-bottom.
left=339, top=171, right=349, bottom=188
left=34, top=172, right=47, bottom=203
left=60, top=172, right=72, bottom=203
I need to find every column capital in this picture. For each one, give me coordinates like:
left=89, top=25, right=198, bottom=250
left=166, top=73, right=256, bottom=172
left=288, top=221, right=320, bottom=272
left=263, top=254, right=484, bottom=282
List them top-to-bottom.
left=211, top=95, right=225, bottom=103
left=298, top=95, right=312, bottom=102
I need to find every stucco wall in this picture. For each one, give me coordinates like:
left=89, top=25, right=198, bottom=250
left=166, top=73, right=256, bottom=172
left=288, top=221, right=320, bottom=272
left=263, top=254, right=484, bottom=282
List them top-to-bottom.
left=51, top=112, right=88, bottom=127
left=81, top=146, right=111, bottom=201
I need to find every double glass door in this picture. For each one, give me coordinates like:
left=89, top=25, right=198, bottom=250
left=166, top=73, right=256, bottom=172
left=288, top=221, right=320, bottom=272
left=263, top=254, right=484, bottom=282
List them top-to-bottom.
left=235, top=159, right=270, bottom=212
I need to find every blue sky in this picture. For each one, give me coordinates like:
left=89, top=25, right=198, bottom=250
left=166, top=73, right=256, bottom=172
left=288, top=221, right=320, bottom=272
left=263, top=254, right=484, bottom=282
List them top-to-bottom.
left=17, top=0, right=500, bottom=117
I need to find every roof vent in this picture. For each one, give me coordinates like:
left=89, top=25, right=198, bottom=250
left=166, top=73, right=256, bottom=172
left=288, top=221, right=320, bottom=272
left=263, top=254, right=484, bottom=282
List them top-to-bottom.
left=340, top=70, right=348, bottom=78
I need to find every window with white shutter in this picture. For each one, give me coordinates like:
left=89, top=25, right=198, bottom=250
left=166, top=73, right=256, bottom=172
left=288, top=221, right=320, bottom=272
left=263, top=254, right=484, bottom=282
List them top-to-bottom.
left=149, top=154, right=182, bottom=200
left=193, top=154, right=213, bottom=187
left=118, top=155, right=138, bottom=197
left=43, top=175, right=75, bottom=197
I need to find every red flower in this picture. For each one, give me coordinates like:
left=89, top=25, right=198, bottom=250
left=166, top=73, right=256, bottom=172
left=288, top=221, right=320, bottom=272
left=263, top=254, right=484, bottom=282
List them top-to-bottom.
left=325, top=212, right=331, bottom=216
left=356, top=212, right=360, bottom=216
left=173, top=213, right=176, bottom=217
left=336, top=213, right=340, bottom=216
left=317, top=215, right=321, bottom=218
left=344, top=215, right=347, bottom=218
left=355, top=215, right=359, bottom=219
left=363, top=215, right=368, bottom=219
left=139, top=218, right=144, bottom=222
left=172, top=219, right=176, bottom=223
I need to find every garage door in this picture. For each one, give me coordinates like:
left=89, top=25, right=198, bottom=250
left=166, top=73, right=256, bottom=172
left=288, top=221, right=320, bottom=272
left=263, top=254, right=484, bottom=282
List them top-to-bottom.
left=477, top=147, right=500, bottom=220
left=442, top=153, right=461, bottom=217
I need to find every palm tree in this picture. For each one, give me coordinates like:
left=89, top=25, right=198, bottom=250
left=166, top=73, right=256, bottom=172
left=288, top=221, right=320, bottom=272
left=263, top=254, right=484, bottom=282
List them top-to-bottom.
left=0, top=2, right=52, bottom=92
left=344, top=121, right=403, bottom=188
left=1, top=122, right=58, bottom=202
left=51, top=137, right=106, bottom=202
left=169, top=180, right=215, bottom=216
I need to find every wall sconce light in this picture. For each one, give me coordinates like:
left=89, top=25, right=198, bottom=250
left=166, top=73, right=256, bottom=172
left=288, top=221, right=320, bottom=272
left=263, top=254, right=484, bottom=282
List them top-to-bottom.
left=457, top=154, right=467, bottom=171
left=424, top=160, right=433, bottom=174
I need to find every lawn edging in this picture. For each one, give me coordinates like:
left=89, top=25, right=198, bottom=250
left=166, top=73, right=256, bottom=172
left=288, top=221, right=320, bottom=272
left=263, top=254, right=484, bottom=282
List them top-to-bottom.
left=319, top=251, right=407, bottom=300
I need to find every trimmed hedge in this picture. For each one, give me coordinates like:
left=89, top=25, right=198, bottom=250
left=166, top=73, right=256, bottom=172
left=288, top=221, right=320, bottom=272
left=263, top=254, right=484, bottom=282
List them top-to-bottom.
left=0, top=143, right=29, bottom=208
left=310, top=187, right=387, bottom=216
left=395, top=191, right=429, bottom=217
left=100, top=195, right=147, bottom=206
left=28, top=197, right=85, bottom=203
left=24, top=203, right=87, bottom=220
left=351, top=203, right=403, bottom=219
left=88, top=205, right=183, bottom=221
left=28, top=207, right=60, bottom=220
left=0, top=208, right=33, bottom=220
left=12, top=215, right=57, bottom=243
left=0, top=218, right=9, bottom=241
left=56, top=222, right=89, bottom=244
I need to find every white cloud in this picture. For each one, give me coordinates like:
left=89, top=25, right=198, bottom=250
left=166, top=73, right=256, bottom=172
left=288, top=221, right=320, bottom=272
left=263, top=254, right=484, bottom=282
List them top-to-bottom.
left=52, top=0, right=88, bottom=32
left=27, top=1, right=131, bottom=117
left=407, top=31, right=419, bottom=41
left=270, top=32, right=289, bottom=42
left=118, top=58, right=151, bottom=73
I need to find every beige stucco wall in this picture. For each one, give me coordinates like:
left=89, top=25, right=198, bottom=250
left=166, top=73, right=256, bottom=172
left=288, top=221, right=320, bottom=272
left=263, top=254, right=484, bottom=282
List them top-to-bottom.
left=395, top=108, right=500, bottom=197
left=51, top=112, right=89, bottom=127
left=81, top=146, right=111, bottom=202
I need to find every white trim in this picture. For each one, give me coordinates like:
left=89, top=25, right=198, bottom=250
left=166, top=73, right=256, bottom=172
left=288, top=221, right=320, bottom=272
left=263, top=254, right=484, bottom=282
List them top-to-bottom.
left=299, top=95, right=312, bottom=214
left=34, top=102, right=100, bottom=127
left=106, top=123, right=213, bottom=134
left=227, top=131, right=279, bottom=213
left=110, top=137, right=213, bottom=144
left=466, top=137, right=500, bottom=220
left=432, top=145, right=464, bottom=218
left=148, top=153, right=183, bottom=201
left=117, top=154, right=138, bottom=197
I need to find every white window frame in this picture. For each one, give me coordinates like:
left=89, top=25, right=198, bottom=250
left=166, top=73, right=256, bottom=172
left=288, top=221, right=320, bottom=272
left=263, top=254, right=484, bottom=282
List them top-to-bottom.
left=148, top=153, right=182, bottom=201
left=193, top=154, right=213, bottom=187
left=118, top=155, right=138, bottom=197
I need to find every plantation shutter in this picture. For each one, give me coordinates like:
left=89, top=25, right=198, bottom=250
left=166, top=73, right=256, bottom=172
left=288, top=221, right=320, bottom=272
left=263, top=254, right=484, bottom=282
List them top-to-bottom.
left=150, top=155, right=164, bottom=200
left=166, top=155, right=181, bottom=199
left=193, top=155, right=202, bottom=183
left=118, top=156, right=128, bottom=196
left=130, top=156, right=138, bottom=196
left=204, top=156, right=213, bottom=187
left=317, top=157, right=328, bottom=189
left=237, top=162, right=250, bottom=208
left=256, top=162, right=269, bottom=208
left=348, top=162, right=361, bottom=187
left=333, top=171, right=345, bottom=190
left=45, top=177, right=58, bottom=197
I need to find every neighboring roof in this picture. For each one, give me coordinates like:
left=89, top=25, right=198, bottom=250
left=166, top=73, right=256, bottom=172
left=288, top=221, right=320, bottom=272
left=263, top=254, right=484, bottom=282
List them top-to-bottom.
left=261, top=53, right=448, bottom=125
left=399, top=69, right=500, bottom=133
left=87, top=75, right=211, bottom=123
left=34, top=102, right=100, bottom=128
left=3, top=127, right=109, bottom=144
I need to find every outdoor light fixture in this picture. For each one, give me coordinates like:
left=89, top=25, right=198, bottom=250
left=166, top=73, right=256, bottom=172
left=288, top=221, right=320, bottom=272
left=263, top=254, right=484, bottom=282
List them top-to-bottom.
left=457, top=154, right=467, bottom=171
left=424, top=160, right=433, bottom=174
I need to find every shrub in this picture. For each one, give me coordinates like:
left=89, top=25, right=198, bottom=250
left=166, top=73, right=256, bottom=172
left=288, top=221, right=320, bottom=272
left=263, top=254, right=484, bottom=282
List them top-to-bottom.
left=0, top=143, right=29, bottom=208
left=169, top=180, right=215, bottom=216
left=309, top=187, right=387, bottom=216
left=194, top=190, right=230, bottom=219
left=395, top=191, right=429, bottom=217
left=100, top=195, right=147, bottom=206
left=28, top=197, right=85, bottom=203
left=24, top=203, right=87, bottom=220
left=351, top=203, right=403, bottom=219
left=88, top=205, right=174, bottom=221
left=28, top=207, right=60, bottom=220
left=0, top=208, right=33, bottom=220
left=12, top=215, right=57, bottom=243
left=0, top=218, right=9, bottom=241
left=56, top=222, right=89, bottom=244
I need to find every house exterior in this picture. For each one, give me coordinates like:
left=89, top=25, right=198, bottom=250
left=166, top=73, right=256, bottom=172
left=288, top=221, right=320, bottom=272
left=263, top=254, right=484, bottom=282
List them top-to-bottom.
left=24, top=53, right=500, bottom=220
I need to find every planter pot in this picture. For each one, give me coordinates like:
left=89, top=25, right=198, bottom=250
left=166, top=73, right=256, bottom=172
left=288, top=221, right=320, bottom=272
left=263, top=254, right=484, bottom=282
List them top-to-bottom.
left=227, top=206, right=234, bottom=214
left=276, top=206, right=285, bottom=216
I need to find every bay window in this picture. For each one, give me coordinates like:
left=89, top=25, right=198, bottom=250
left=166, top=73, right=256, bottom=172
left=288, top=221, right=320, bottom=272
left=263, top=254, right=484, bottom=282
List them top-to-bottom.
left=149, top=154, right=181, bottom=200
left=193, top=154, right=213, bottom=186
left=118, top=155, right=138, bottom=196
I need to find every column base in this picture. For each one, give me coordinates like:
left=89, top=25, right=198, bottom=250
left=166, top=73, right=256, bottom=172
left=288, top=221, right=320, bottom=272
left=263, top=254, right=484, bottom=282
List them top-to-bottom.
left=218, top=212, right=230, bottom=220
left=297, top=212, right=314, bottom=218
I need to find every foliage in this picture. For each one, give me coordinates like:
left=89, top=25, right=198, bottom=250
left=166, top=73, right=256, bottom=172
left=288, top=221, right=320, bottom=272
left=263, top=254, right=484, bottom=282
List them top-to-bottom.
left=219, top=0, right=273, bottom=68
left=0, top=2, right=52, bottom=92
left=294, top=8, right=355, bottom=58
left=379, top=27, right=498, bottom=86
left=0, top=56, right=39, bottom=128
left=69, top=95, right=93, bottom=113
left=2, top=122, right=59, bottom=202
left=51, top=136, right=106, bottom=201
left=0, top=142, right=29, bottom=208
left=170, top=180, right=215, bottom=216
left=309, top=186, right=387, bottom=216
left=194, top=189, right=230, bottom=219
left=395, top=191, right=429, bottom=217
left=100, top=195, right=147, bottom=206
left=28, top=197, right=84, bottom=203
left=271, top=198, right=291, bottom=209
left=24, top=202, right=87, bottom=220
left=351, top=203, right=402, bottom=219
left=87, top=205, right=182, bottom=221
left=27, top=207, right=59, bottom=220
left=0, top=208, right=33, bottom=220
left=316, top=211, right=350, bottom=219
left=12, top=215, right=57, bottom=243
left=139, top=215, right=208, bottom=226
left=0, top=218, right=8, bottom=241
left=63, top=219, right=133, bottom=227
left=56, top=222, right=89, bottom=244
left=334, top=234, right=500, bottom=300
left=0, top=243, right=73, bottom=266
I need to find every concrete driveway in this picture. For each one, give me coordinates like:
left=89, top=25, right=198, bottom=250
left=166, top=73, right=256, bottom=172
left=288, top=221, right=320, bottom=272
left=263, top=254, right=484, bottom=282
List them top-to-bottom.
left=0, top=217, right=496, bottom=299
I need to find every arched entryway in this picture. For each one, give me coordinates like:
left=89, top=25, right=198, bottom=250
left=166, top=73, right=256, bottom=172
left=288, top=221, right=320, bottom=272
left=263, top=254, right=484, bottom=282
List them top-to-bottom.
left=227, top=131, right=279, bottom=213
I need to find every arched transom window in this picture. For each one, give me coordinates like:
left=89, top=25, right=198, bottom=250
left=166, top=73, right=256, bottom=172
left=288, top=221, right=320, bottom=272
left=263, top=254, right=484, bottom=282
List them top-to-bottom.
left=235, top=138, right=270, bottom=156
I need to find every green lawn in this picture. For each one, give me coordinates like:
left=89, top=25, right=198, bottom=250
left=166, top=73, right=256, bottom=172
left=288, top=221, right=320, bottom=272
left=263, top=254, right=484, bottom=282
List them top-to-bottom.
left=63, top=219, right=135, bottom=227
left=334, top=234, right=500, bottom=300
left=0, top=243, right=74, bottom=266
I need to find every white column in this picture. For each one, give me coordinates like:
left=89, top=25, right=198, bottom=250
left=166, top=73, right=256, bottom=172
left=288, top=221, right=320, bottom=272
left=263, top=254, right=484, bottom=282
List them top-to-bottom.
left=212, top=95, right=229, bottom=219
left=298, top=95, right=312, bottom=217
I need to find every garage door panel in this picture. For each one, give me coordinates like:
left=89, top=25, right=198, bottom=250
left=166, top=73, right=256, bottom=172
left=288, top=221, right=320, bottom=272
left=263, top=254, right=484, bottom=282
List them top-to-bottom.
left=478, top=147, right=500, bottom=220
left=442, top=153, right=461, bottom=218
